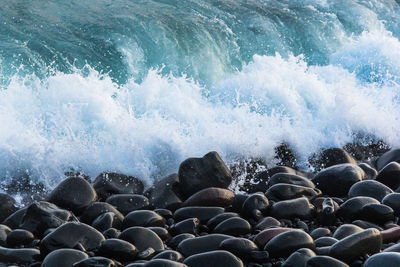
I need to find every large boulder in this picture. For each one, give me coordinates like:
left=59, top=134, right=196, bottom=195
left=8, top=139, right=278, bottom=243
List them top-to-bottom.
left=178, top=152, right=232, bottom=198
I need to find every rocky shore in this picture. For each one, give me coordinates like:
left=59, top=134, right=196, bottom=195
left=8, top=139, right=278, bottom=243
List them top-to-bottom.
left=2, top=148, right=400, bottom=266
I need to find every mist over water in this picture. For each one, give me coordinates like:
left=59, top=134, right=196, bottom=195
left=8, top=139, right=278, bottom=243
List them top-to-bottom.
left=1, top=0, right=400, bottom=187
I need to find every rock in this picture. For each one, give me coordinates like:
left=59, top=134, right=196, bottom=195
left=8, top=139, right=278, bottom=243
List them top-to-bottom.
left=317, top=148, right=357, bottom=169
left=377, top=149, right=400, bottom=171
left=178, top=152, right=232, bottom=198
left=376, top=162, right=400, bottom=191
left=358, top=163, right=378, bottom=180
left=312, top=164, right=365, bottom=197
left=93, top=172, right=144, bottom=200
left=268, top=173, right=315, bottom=188
left=145, top=174, right=183, bottom=210
left=47, top=177, right=97, bottom=214
left=348, top=180, right=393, bottom=201
left=265, top=184, right=321, bottom=201
left=182, top=187, right=234, bottom=207
left=241, top=193, right=269, bottom=220
left=382, top=193, right=400, bottom=216
left=0, top=194, right=18, bottom=222
left=106, top=194, right=150, bottom=215
left=231, top=194, right=248, bottom=213
left=270, top=197, right=314, bottom=219
left=337, top=197, right=380, bottom=222
left=316, top=198, right=337, bottom=225
left=19, top=201, right=73, bottom=237
left=80, top=202, right=124, bottom=228
left=359, top=203, right=394, bottom=225
left=2, top=207, right=27, bottom=229
left=174, top=207, right=224, bottom=224
left=154, top=209, right=173, bottom=220
left=123, top=210, right=165, bottom=229
left=92, top=212, right=118, bottom=232
left=207, top=213, right=239, bottom=230
left=214, top=217, right=251, bottom=236
left=254, top=217, right=281, bottom=231
left=170, top=218, right=200, bottom=236
left=352, top=220, right=382, bottom=230
left=40, top=222, right=105, bottom=255
left=332, top=224, right=363, bottom=240
left=0, top=225, right=11, bottom=246
left=119, top=226, right=164, bottom=252
left=381, top=226, right=400, bottom=243
left=149, top=227, right=171, bottom=242
left=103, top=228, right=120, bottom=239
left=254, top=228, right=293, bottom=248
left=310, top=228, right=331, bottom=240
left=329, top=228, right=382, bottom=263
left=6, top=229, right=34, bottom=247
left=264, top=230, right=315, bottom=258
left=168, top=234, right=195, bottom=250
left=177, top=234, right=231, bottom=257
left=219, top=237, right=258, bottom=260
left=315, top=237, right=338, bottom=247
left=97, top=238, right=138, bottom=262
left=383, top=242, right=400, bottom=252
left=0, top=246, right=40, bottom=263
left=138, top=247, right=157, bottom=260
left=42, top=248, right=88, bottom=267
left=281, top=248, right=316, bottom=267
left=153, top=250, right=183, bottom=262
left=183, top=251, right=243, bottom=267
left=364, top=252, right=400, bottom=267
left=306, top=256, right=349, bottom=267
left=74, top=257, right=119, bottom=267
left=144, top=259, right=187, bottom=267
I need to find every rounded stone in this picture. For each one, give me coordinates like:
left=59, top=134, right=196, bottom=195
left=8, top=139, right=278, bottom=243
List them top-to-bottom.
left=377, top=149, right=400, bottom=171
left=376, top=162, right=400, bottom=190
left=358, top=163, right=378, bottom=180
left=93, top=172, right=144, bottom=200
left=268, top=173, right=315, bottom=188
left=145, top=174, right=183, bottom=211
left=47, top=177, right=97, bottom=214
left=348, top=180, right=393, bottom=202
left=265, top=184, right=321, bottom=201
left=182, top=187, right=234, bottom=207
left=241, top=193, right=269, bottom=220
left=382, top=193, right=400, bottom=216
left=0, top=194, right=18, bottom=222
left=106, top=194, right=150, bottom=215
left=337, top=196, right=380, bottom=221
left=270, top=197, right=314, bottom=219
left=80, top=202, right=124, bottom=227
left=359, top=203, right=394, bottom=225
left=174, top=207, right=224, bottom=224
left=123, top=210, right=165, bottom=229
left=92, top=212, right=118, bottom=232
left=207, top=212, right=239, bottom=230
left=214, top=217, right=251, bottom=236
left=254, top=217, right=281, bottom=231
left=170, top=218, right=200, bottom=236
left=332, top=224, right=363, bottom=240
left=0, top=225, right=11, bottom=246
left=119, top=226, right=164, bottom=252
left=380, top=226, right=400, bottom=243
left=149, top=227, right=171, bottom=242
left=254, top=228, right=293, bottom=248
left=310, top=228, right=331, bottom=240
left=6, top=229, right=34, bottom=247
left=264, top=230, right=315, bottom=258
left=168, top=234, right=195, bottom=250
left=177, top=234, right=232, bottom=257
left=315, top=237, right=338, bottom=247
left=97, top=238, right=138, bottom=262
left=219, top=238, right=259, bottom=260
left=0, top=247, right=40, bottom=264
left=281, top=248, right=316, bottom=267
left=42, top=249, right=88, bottom=267
left=153, top=250, right=183, bottom=262
left=183, top=251, right=243, bottom=267
left=364, top=252, right=400, bottom=267
left=306, top=255, right=349, bottom=267
left=74, top=257, right=119, bottom=267
left=144, top=259, right=187, bottom=266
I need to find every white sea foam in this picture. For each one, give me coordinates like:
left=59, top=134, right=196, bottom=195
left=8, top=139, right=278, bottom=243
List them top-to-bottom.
left=1, top=30, right=400, bottom=188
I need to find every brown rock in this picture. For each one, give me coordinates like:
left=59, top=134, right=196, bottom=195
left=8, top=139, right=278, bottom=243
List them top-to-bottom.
left=182, top=187, right=235, bottom=207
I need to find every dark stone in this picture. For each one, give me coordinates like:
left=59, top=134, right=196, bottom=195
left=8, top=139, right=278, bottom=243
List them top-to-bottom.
left=377, top=149, right=400, bottom=171
left=178, top=152, right=232, bottom=198
left=376, top=162, right=400, bottom=190
left=358, top=163, right=378, bottom=180
left=312, top=164, right=365, bottom=197
left=93, top=172, right=144, bottom=200
left=268, top=173, right=315, bottom=188
left=145, top=174, right=182, bottom=210
left=47, top=177, right=97, bottom=214
left=348, top=180, right=393, bottom=201
left=265, top=184, right=321, bottom=201
left=182, top=187, right=234, bottom=207
left=241, top=193, right=269, bottom=220
left=382, top=193, right=400, bottom=216
left=0, top=194, right=18, bottom=222
left=106, top=194, right=150, bottom=215
left=231, top=194, right=248, bottom=213
left=270, top=197, right=314, bottom=219
left=337, top=197, right=379, bottom=221
left=316, top=198, right=337, bottom=225
left=19, top=201, right=73, bottom=237
left=80, top=202, right=124, bottom=228
left=359, top=203, right=394, bottom=225
left=2, top=207, right=27, bottom=229
left=174, top=207, right=224, bottom=224
left=154, top=209, right=173, bottom=220
left=123, top=210, right=165, bottom=229
left=92, top=212, right=118, bottom=232
left=207, top=213, right=239, bottom=230
left=214, top=217, right=251, bottom=236
left=254, top=217, right=281, bottom=231
left=170, top=218, right=199, bottom=236
left=352, top=220, right=382, bottom=230
left=40, top=222, right=105, bottom=255
left=332, top=224, right=363, bottom=240
left=0, top=225, right=11, bottom=246
left=119, top=226, right=164, bottom=252
left=380, top=226, right=400, bottom=243
left=148, top=227, right=171, bottom=242
left=103, top=228, right=120, bottom=239
left=254, top=228, right=293, bottom=248
left=310, top=228, right=331, bottom=240
left=329, top=228, right=382, bottom=263
left=6, top=229, right=34, bottom=247
left=264, top=230, right=315, bottom=258
left=168, top=234, right=195, bottom=250
left=177, top=234, right=232, bottom=257
left=219, top=237, right=258, bottom=260
left=314, top=237, right=338, bottom=247
left=97, top=238, right=138, bottom=262
left=383, top=242, right=400, bottom=252
left=0, top=246, right=40, bottom=263
left=138, top=247, right=156, bottom=260
left=42, top=248, right=88, bottom=267
left=281, top=248, right=316, bottom=267
left=153, top=250, right=183, bottom=262
left=183, top=251, right=243, bottom=267
left=364, top=252, right=400, bottom=267
left=306, top=256, right=349, bottom=267
left=74, top=257, right=119, bottom=267
left=144, top=259, right=187, bottom=266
